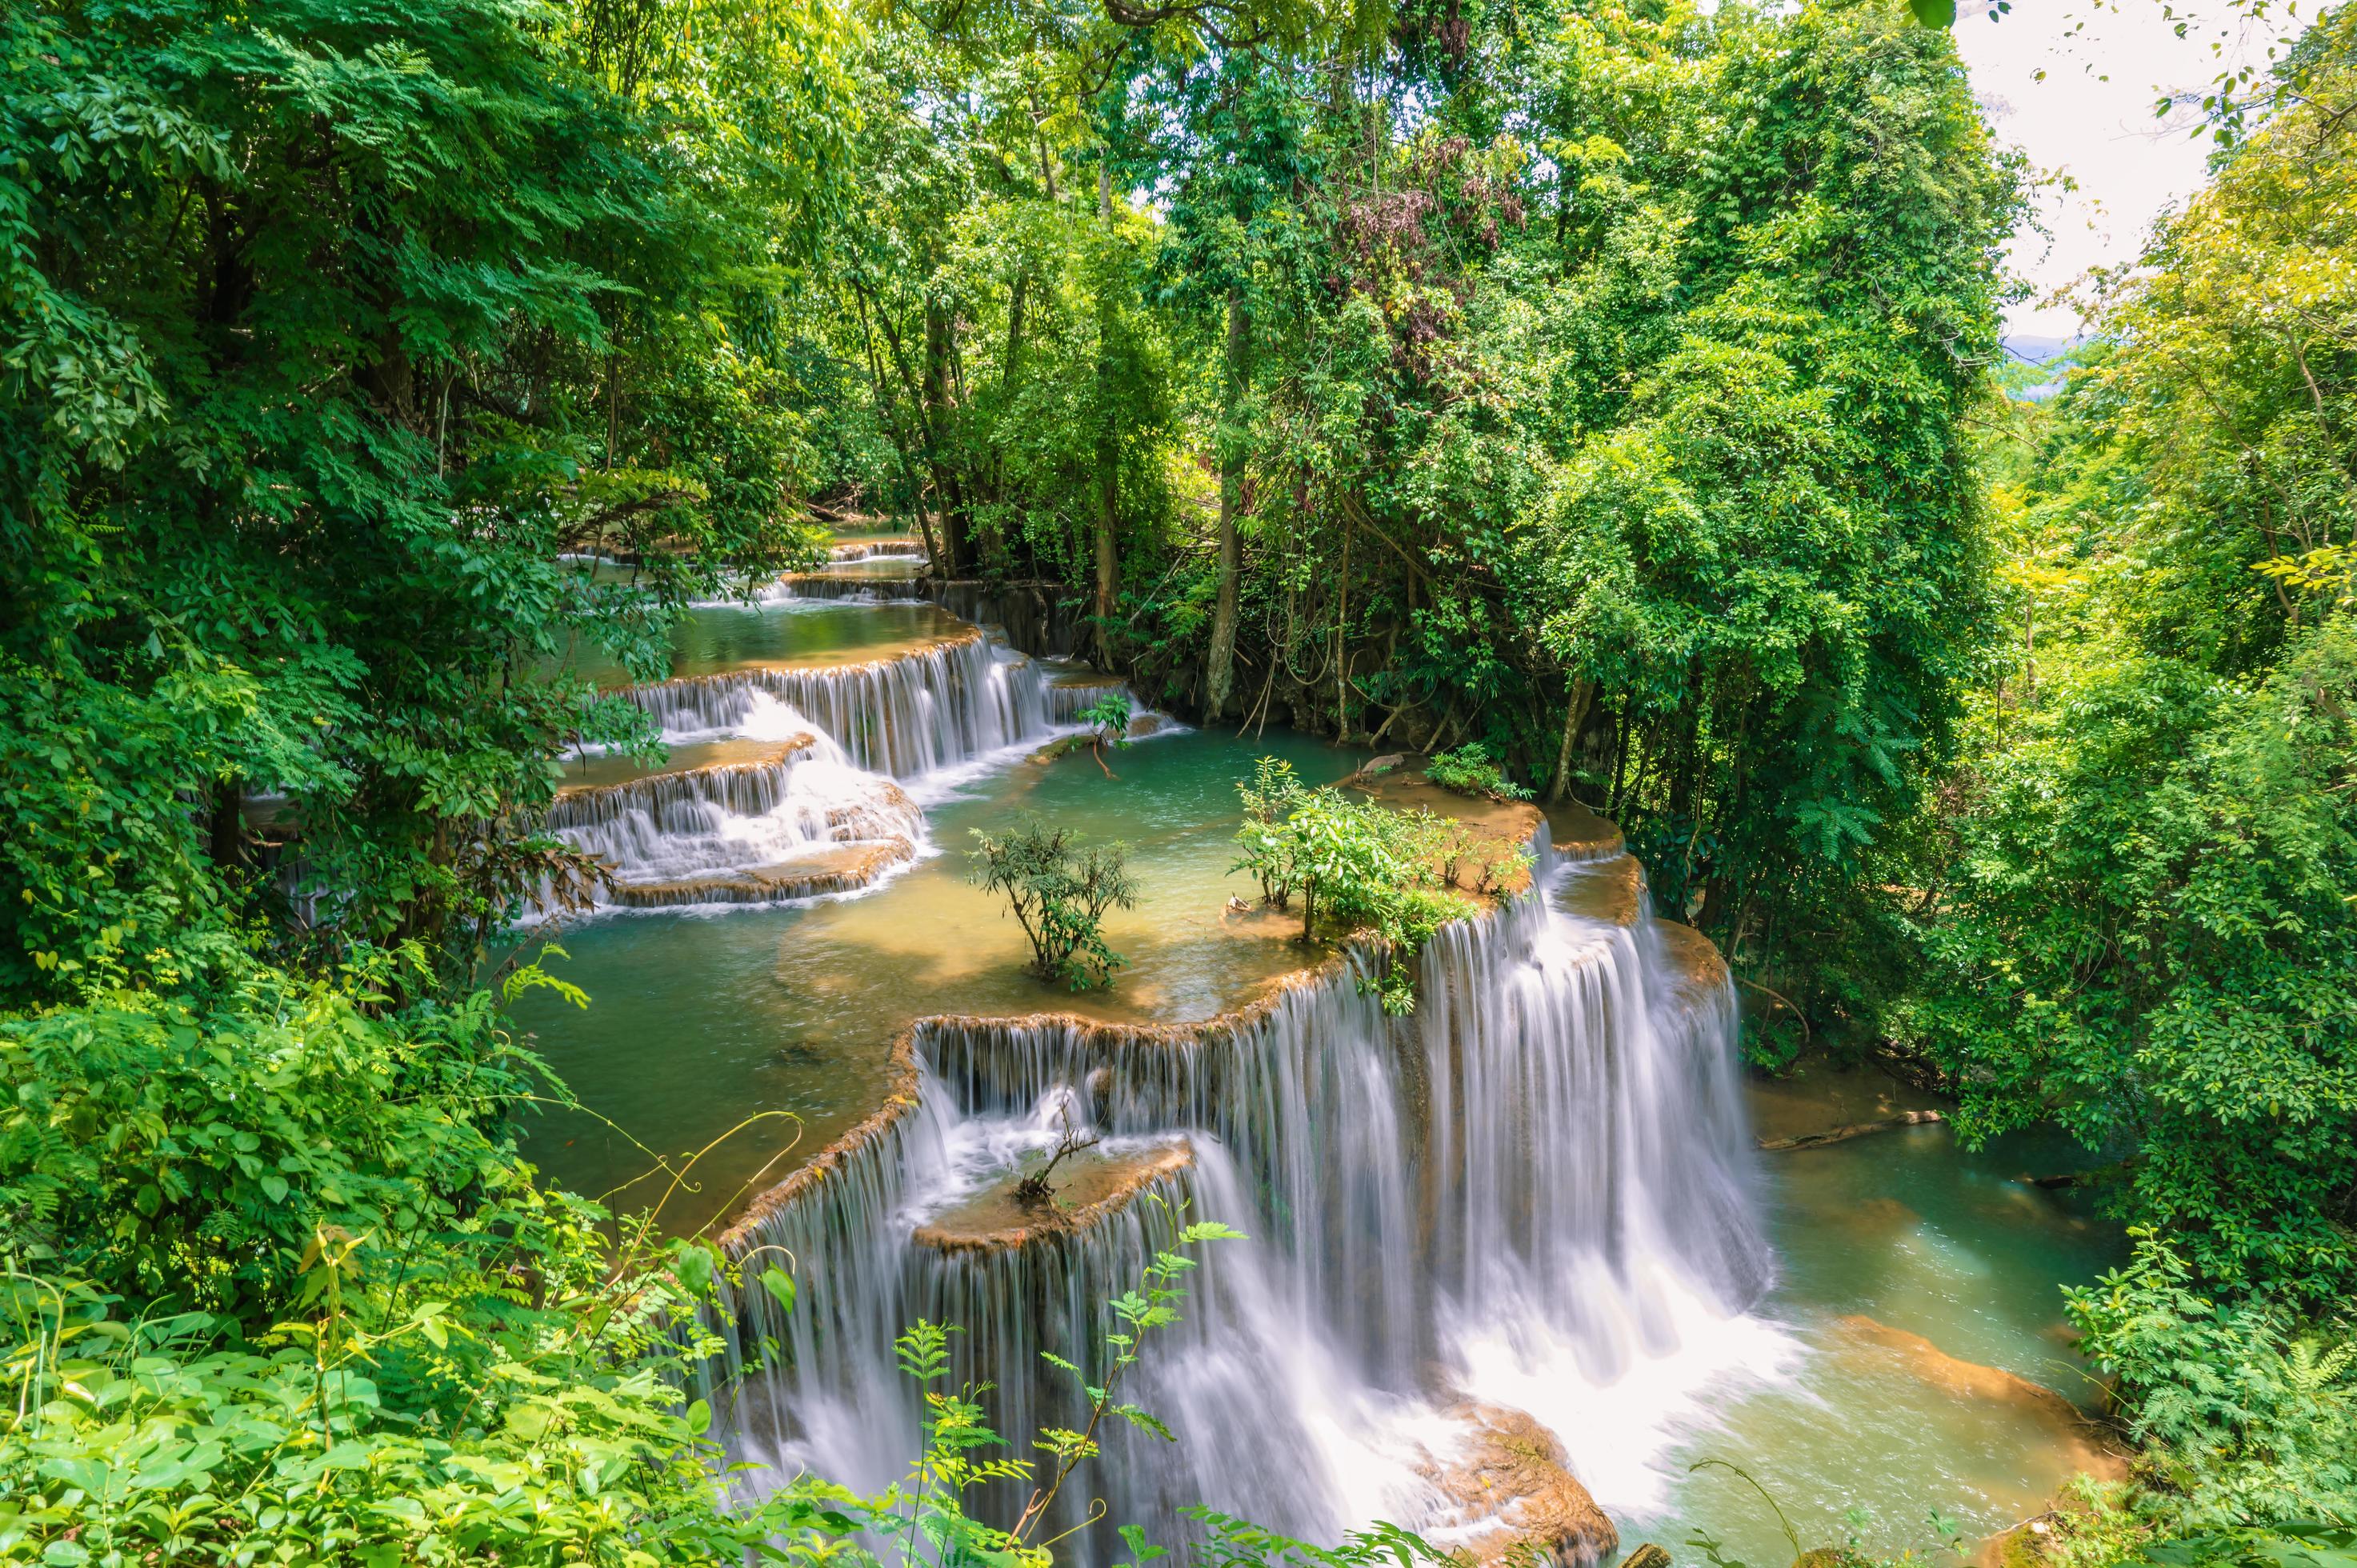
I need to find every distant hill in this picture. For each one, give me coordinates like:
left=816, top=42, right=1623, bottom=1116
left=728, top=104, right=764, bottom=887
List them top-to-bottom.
left=2002, top=334, right=2077, bottom=366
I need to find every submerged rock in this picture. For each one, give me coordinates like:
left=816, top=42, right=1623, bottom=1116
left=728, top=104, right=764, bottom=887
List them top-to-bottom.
left=1832, top=1316, right=2127, bottom=1482
left=1418, top=1401, right=1619, bottom=1567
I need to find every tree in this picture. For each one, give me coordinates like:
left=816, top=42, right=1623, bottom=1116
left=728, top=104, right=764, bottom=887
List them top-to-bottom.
left=1899, top=8, right=2357, bottom=1305
left=1231, top=764, right=1465, bottom=1013
left=969, top=821, right=1140, bottom=989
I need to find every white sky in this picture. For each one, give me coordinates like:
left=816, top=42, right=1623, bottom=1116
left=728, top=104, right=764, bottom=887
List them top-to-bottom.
left=1952, top=0, right=2291, bottom=336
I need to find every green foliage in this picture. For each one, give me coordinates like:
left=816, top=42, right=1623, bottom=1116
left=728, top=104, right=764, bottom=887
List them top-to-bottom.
left=0, top=0, right=847, bottom=998
left=1901, top=14, right=2357, bottom=1303
left=1081, top=691, right=1135, bottom=747
left=1425, top=744, right=1531, bottom=803
left=1234, top=757, right=1313, bottom=910
left=1231, top=762, right=1472, bottom=1014
left=968, top=821, right=1139, bottom=990
left=0, top=946, right=838, bottom=1565
left=1, top=954, right=538, bottom=1317
left=2066, top=1233, right=2357, bottom=1534
left=0, top=1261, right=772, bottom=1567
left=2133, top=1524, right=2357, bottom=1568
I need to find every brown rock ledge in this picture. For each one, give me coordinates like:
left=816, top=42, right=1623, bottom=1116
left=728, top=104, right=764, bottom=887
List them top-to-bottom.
left=554, top=734, right=818, bottom=802
left=611, top=838, right=914, bottom=907
left=911, top=1141, right=1195, bottom=1255
left=1417, top=1400, right=1619, bottom=1567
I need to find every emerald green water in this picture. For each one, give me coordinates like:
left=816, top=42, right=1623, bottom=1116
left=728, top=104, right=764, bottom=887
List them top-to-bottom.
left=514, top=583, right=2124, bottom=1559
left=560, top=600, right=967, bottom=690
left=511, top=725, right=1355, bottom=1234
left=1601, top=1113, right=2125, bottom=1566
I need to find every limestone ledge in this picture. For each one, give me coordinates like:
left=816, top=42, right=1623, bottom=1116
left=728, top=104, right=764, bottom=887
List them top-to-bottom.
left=827, top=539, right=929, bottom=562
left=771, top=570, right=926, bottom=600
left=636, top=623, right=986, bottom=698
left=552, top=734, right=818, bottom=808
left=715, top=797, right=1732, bottom=1250
left=611, top=838, right=914, bottom=909
left=718, top=1024, right=924, bottom=1251
left=911, top=1141, right=1195, bottom=1256
left=1417, top=1401, right=1619, bottom=1568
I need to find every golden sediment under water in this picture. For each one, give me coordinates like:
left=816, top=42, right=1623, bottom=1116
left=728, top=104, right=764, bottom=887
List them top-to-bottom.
left=1612, top=1096, right=2127, bottom=1567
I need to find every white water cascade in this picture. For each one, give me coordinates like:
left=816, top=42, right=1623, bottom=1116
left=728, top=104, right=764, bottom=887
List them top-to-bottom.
left=545, top=598, right=1141, bottom=912
left=624, top=630, right=1074, bottom=777
left=546, top=712, right=927, bottom=899
left=703, top=825, right=1773, bottom=1562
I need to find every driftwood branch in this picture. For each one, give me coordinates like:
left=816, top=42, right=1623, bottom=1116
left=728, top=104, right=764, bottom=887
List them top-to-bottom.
left=1757, top=1109, right=1945, bottom=1152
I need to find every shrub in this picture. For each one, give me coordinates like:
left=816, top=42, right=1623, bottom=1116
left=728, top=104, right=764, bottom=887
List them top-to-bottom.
left=1078, top=692, right=1134, bottom=778
left=1425, top=744, right=1531, bottom=803
left=1235, top=757, right=1312, bottom=909
left=1231, top=765, right=1466, bottom=1014
left=969, top=821, right=1139, bottom=990
left=0, top=952, right=810, bottom=1566
left=2067, top=1230, right=2357, bottom=1533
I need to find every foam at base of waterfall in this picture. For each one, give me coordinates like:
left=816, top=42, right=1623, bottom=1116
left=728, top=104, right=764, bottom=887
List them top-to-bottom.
left=544, top=694, right=929, bottom=909
left=1454, top=1278, right=1804, bottom=1517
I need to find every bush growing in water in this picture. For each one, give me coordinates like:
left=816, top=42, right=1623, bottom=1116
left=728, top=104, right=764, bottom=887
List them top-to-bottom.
left=1074, top=691, right=1134, bottom=778
left=1425, top=744, right=1531, bottom=804
left=969, top=820, right=1139, bottom=990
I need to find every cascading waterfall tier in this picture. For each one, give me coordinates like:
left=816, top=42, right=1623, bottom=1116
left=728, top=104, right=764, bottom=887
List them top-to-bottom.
left=829, top=539, right=929, bottom=562
left=765, top=572, right=927, bottom=603
left=624, top=629, right=1064, bottom=777
left=546, top=729, right=926, bottom=909
left=703, top=809, right=1770, bottom=1566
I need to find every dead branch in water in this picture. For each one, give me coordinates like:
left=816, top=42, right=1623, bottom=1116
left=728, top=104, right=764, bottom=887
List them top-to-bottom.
left=1757, top=1108, right=1945, bottom=1151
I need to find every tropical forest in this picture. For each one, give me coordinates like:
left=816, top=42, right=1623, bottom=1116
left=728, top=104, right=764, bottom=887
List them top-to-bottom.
left=3, top=0, right=2353, bottom=1564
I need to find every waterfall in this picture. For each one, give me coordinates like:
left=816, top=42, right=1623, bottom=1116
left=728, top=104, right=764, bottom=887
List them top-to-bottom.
left=829, top=539, right=929, bottom=562
left=762, top=573, right=926, bottom=604
left=624, top=631, right=1061, bottom=777
left=544, top=710, right=926, bottom=908
left=703, top=820, right=1771, bottom=1562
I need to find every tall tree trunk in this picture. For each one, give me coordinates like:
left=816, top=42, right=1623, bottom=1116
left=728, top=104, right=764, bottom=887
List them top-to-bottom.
left=1092, top=162, right=1120, bottom=665
left=996, top=272, right=1028, bottom=502
left=1004, top=274, right=1029, bottom=394
left=1207, top=285, right=1250, bottom=717
left=853, top=288, right=944, bottom=578
left=922, top=295, right=970, bottom=574
left=1547, top=679, right=1595, bottom=804
left=210, top=776, right=243, bottom=870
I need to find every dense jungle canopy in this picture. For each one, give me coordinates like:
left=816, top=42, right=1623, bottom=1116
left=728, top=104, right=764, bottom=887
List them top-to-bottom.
left=2, top=0, right=2353, bottom=1560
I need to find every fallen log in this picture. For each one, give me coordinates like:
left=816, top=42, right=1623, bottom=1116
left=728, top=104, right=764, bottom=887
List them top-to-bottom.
left=1757, top=1108, right=1944, bottom=1151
